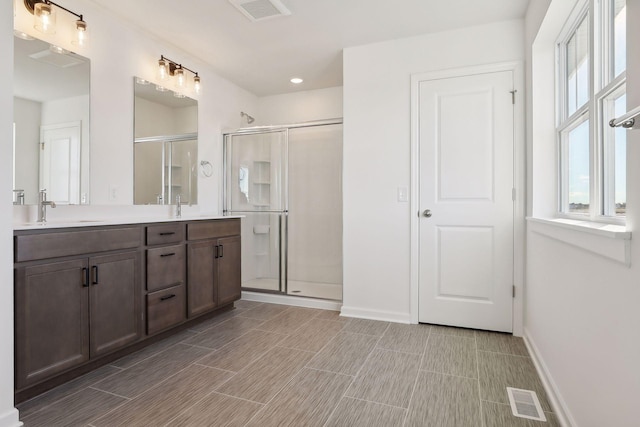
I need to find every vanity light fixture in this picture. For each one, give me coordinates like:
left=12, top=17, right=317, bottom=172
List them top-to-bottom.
left=23, top=0, right=88, bottom=47
left=157, top=55, right=201, bottom=95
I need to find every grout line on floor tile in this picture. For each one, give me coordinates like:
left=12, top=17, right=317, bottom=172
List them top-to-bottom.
left=322, top=325, right=387, bottom=426
left=401, top=326, right=431, bottom=427
left=475, top=328, right=485, bottom=427
left=274, top=344, right=318, bottom=355
left=373, top=346, right=425, bottom=357
left=476, top=349, right=531, bottom=358
left=193, top=363, right=238, bottom=375
left=105, top=364, right=125, bottom=371
left=242, top=364, right=310, bottom=426
left=304, top=366, right=357, bottom=378
left=417, top=367, right=479, bottom=380
left=86, top=386, right=133, bottom=401
left=160, top=389, right=224, bottom=427
left=212, top=390, right=268, bottom=406
left=86, top=391, right=136, bottom=426
left=344, top=395, right=410, bottom=411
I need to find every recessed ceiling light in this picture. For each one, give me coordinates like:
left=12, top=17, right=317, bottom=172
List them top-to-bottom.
left=290, top=77, right=303, bottom=84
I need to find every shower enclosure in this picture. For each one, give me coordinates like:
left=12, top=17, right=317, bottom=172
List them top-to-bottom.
left=224, top=120, right=342, bottom=301
left=134, top=134, right=198, bottom=205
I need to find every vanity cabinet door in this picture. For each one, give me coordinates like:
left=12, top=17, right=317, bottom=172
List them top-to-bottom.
left=217, top=235, right=241, bottom=306
left=187, top=240, right=218, bottom=317
left=89, top=251, right=142, bottom=357
left=15, top=259, right=90, bottom=389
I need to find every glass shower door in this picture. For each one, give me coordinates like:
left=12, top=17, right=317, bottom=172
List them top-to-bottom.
left=286, top=124, right=343, bottom=300
left=224, top=130, right=287, bottom=292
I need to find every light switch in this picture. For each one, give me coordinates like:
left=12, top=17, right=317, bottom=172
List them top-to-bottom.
left=398, top=186, right=408, bottom=202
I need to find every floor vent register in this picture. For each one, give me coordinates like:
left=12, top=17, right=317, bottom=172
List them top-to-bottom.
left=507, top=387, right=547, bottom=422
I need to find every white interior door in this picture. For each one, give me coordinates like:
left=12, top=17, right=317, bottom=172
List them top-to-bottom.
left=417, top=70, right=514, bottom=332
left=40, top=122, right=81, bottom=205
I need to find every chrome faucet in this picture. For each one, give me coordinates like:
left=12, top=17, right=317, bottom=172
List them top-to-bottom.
left=13, top=189, right=25, bottom=205
left=38, top=189, right=56, bottom=223
left=175, top=194, right=182, bottom=218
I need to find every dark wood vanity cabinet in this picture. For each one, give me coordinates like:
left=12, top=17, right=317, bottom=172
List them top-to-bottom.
left=14, top=218, right=241, bottom=400
left=187, top=219, right=241, bottom=317
left=145, top=223, right=187, bottom=335
left=14, top=229, right=143, bottom=390
left=15, top=259, right=89, bottom=389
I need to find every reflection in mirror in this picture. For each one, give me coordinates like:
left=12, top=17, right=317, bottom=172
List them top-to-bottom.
left=13, top=35, right=90, bottom=205
left=134, top=77, right=198, bottom=205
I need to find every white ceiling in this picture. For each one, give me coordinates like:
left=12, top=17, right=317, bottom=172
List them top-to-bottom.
left=89, top=0, right=531, bottom=97
left=14, top=37, right=90, bottom=102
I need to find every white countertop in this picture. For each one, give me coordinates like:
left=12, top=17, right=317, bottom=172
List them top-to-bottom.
left=13, top=214, right=244, bottom=231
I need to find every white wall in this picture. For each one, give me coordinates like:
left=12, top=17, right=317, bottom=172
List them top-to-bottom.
left=13, top=0, right=258, bottom=212
left=524, top=1, right=640, bottom=426
left=1, top=3, right=21, bottom=427
left=342, top=20, right=525, bottom=321
left=257, top=86, right=342, bottom=126
left=13, top=97, right=40, bottom=205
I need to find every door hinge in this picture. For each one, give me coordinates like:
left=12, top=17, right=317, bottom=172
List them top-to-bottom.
left=510, top=90, right=517, bottom=104
left=512, top=188, right=516, bottom=201
left=513, top=285, right=516, bottom=298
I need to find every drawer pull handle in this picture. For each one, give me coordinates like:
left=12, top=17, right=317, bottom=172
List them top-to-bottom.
left=159, top=232, right=176, bottom=236
left=219, top=245, right=224, bottom=258
left=160, top=252, right=176, bottom=257
left=91, top=265, right=99, bottom=285
left=82, top=267, right=89, bottom=287
left=160, top=294, right=176, bottom=301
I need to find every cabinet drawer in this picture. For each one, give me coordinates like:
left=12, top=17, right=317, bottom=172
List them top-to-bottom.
left=187, top=219, right=240, bottom=241
left=146, top=223, right=185, bottom=246
left=15, top=227, right=142, bottom=262
left=146, top=245, right=185, bottom=292
left=147, top=284, right=186, bottom=335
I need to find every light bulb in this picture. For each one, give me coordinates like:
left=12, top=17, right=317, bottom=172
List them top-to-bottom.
left=34, top=3, right=56, bottom=35
left=72, top=19, right=87, bottom=47
left=158, top=59, right=169, bottom=81
left=174, top=68, right=186, bottom=88
left=193, top=75, right=201, bottom=94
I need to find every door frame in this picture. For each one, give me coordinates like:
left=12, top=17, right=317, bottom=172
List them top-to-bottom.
left=409, top=62, right=526, bottom=336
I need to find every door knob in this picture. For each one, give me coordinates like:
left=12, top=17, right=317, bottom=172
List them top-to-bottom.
left=423, top=209, right=432, bottom=218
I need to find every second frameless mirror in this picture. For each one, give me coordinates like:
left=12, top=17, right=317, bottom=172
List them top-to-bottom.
left=133, top=77, right=198, bottom=205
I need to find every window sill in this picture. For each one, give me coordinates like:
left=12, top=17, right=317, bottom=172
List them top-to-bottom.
left=526, top=217, right=631, bottom=266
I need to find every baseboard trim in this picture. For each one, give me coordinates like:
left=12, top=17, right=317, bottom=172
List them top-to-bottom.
left=241, top=291, right=342, bottom=311
left=340, top=306, right=411, bottom=323
left=523, top=328, right=576, bottom=427
left=0, top=407, right=22, bottom=427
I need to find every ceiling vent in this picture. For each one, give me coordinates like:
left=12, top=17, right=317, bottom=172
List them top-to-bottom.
left=229, top=0, right=291, bottom=22
left=29, top=49, right=85, bottom=69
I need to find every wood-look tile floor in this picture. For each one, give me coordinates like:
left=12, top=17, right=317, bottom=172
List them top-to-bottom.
left=18, top=301, right=560, bottom=427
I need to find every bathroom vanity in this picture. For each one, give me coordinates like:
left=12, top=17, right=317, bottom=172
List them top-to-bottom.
left=13, top=216, right=241, bottom=402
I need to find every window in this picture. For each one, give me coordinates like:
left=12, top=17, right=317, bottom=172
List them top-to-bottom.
left=557, top=0, right=626, bottom=220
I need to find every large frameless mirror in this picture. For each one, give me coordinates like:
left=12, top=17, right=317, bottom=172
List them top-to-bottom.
left=13, top=35, right=90, bottom=205
left=133, top=77, right=198, bottom=205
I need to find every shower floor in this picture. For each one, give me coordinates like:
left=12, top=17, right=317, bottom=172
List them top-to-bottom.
left=242, top=278, right=342, bottom=301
